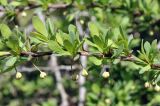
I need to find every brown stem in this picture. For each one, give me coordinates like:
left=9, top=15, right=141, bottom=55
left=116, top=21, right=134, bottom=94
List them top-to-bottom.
left=0, top=3, right=71, bottom=14
left=1, top=51, right=160, bottom=69
left=20, top=51, right=53, bottom=57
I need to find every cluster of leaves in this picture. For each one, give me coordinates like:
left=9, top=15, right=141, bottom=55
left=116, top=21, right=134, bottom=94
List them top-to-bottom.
left=0, top=15, right=160, bottom=85
left=0, top=23, right=28, bottom=73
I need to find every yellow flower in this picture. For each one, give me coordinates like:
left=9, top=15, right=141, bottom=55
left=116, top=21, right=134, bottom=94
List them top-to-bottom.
left=82, top=69, right=88, bottom=77
left=102, top=71, right=110, bottom=78
left=16, top=72, right=22, bottom=79
left=40, top=72, right=47, bottom=78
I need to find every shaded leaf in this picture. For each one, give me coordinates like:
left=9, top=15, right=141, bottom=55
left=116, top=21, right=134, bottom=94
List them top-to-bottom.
left=6, top=56, right=17, bottom=67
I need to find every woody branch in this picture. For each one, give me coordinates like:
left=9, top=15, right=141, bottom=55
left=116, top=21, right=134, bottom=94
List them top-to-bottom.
left=1, top=51, right=160, bottom=69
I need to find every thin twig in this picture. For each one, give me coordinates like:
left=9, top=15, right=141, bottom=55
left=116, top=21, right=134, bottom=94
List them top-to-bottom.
left=0, top=3, right=71, bottom=14
left=2, top=51, right=160, bottom=69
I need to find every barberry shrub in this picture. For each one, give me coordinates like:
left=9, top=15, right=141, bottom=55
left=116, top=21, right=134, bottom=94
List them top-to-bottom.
left=1, top=0, right=160, bottom=105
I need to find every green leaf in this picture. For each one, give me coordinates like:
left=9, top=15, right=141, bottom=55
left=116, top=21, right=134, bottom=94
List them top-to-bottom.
left=0, top=0, right=7, bottom=5
left=10, top=1, right=21, bottom=6
left=32, top=16, right=48, bottom=37
left=46, top=18, right=55, bottom=38
left=88, top=22, right=99, bottom=37
left=0, top=24, right=12, bottom=39
left=68, top=24, right=76, bottom=44
left=68, top=24, right=76, bottom=34
left=119, top=26, right=127, bottom=40
left=102, top=29, right=109, bottom=43
left=59, top=30, right=70, bottom=41
left=75, top=30, right=80, bottom=43
left=31, top=32, right=48, bottom=42
left=56, top=33, right=63, bottom=46
left=6, top=36, right=21, bottom=54
left=93, top=36, right=104, bottom=49
left=85, top=38, right=103, bottom=52
left=75, top=39, right=85, bottom=52
left=108, top=39, right=118, bottom=48
left=151, top=39, right=157, bottom=49
left=48, top=40, right=70, bottom=56
left=48, top=40, right=62, bottom=52
left=63, top=40, right=73, bottom=54
left=140, top=40, right=150, bottom=63
left=141, top=40, right=145, bottom=54
left=144, top=41, right=151, bottom=55
left=31, top=43, right=40, bottom=52
left=112, top=45, right=124, bottom=58
left=0, top=51, right=10, bottom=57
left=134, top=55, right=147, bottom=65
left=89, top=56, right=102, bottom=66
left=6, top=57, right=17, bottom=67
left=139, top=65, right=151, bottom=74
left=0, top=66, right=14, bottom=73
left=155, top=74, right=160, bottom=83
left=91, top=84, right=100, bottom=94
left=87, top=93, right=98, bottom=100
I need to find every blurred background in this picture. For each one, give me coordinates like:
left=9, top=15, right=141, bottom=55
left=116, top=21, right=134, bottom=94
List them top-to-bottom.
left=1, top=0, right=160, bottom=106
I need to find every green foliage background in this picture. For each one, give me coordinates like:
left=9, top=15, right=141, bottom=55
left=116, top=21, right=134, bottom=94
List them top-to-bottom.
left=1, top=0, right=160, bottom=106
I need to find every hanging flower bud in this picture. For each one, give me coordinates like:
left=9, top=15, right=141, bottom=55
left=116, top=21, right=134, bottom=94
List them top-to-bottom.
left=21, top=11, right=27, bottom=17
left=63, top=11, right=67, bottom=15
left=80, top=19, right=84, bottom=24
left=15, top=25, right=18, bottom=28
left=149, top=30, right=154, bottom=36
left=82, top=69, right=88, bottom=77
left=40, top=71, right=47, bottom=78
left=102, top=71, right=110, bottom=78
left=16, top=72, right=22, bottom=79
left=72, top=74, right=79, bottom=81
left=144, top=82, right=151, bottom=88
left=154, top=85, right=160, bottom=91
left=105, top=98, right=111, bottom=104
